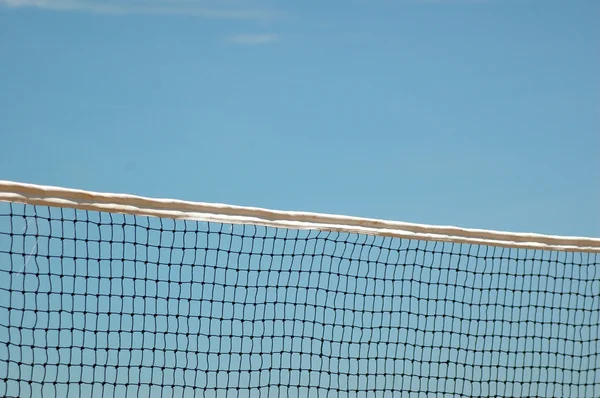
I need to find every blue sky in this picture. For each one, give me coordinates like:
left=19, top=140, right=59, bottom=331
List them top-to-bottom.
left=0, top=0, right=598, bottom=237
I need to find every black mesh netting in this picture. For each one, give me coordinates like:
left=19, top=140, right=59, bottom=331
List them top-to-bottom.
left=0, top=203, right=598, bottom=397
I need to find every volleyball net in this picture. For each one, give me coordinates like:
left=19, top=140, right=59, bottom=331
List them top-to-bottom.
left=0, top=181, right=599, bottom=397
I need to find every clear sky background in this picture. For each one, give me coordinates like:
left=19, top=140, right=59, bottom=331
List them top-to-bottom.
left=0, top=0, right=598, bottom=238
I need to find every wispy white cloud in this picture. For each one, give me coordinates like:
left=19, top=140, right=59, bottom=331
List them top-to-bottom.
left=0, top=0, right=277, bottom=19
left=417, top=0, right=487, bottom=3
left=226, top=33, right=279, bottom=45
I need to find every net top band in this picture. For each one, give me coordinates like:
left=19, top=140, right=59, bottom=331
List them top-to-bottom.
left=0, top=180, right=598, bottom=253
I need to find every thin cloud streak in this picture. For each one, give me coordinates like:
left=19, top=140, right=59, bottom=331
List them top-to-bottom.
left=0, top=0, right=277, bottom=19
left=417, top=0, right=487, bottom=3
left=226, top=34, right=279, bottom=45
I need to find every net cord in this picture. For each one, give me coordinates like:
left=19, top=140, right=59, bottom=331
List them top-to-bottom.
left=0, top=180, right=598, bottom=253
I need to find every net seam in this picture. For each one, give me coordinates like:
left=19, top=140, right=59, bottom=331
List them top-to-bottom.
left=0, top=180, right=598, bottom=252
